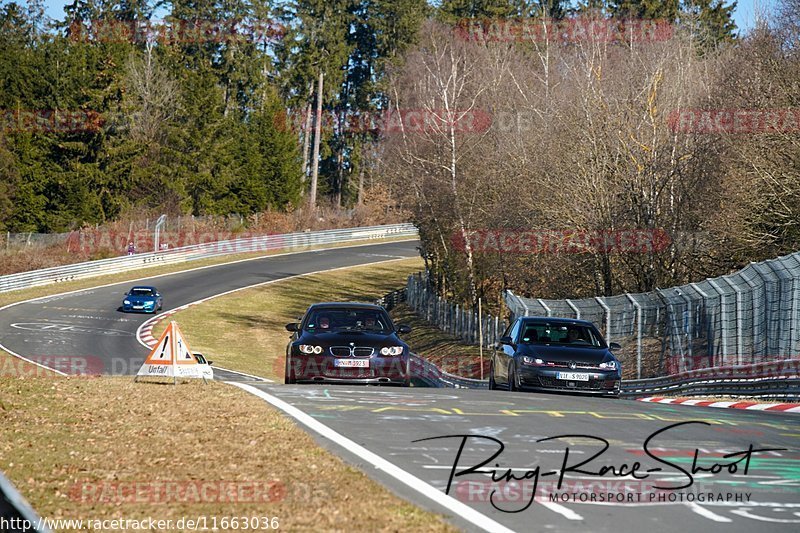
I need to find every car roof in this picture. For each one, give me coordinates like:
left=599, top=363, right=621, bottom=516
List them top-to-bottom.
left=130, top=286, right=157, bottom=291
left=306, top=302, right=384, bottom=311
left=520, top=316, right=595, bottom=327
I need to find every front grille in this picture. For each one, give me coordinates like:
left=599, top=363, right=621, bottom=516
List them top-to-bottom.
left=329, top=346, right=375, bottom=357
left=330, top=346, right=352, bottom=357
left=546, top=361, right=601, bottom=370
left=537, top=376, right=606, bottom=390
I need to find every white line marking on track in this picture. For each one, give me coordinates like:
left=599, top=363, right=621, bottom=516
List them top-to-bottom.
left=1, top=239, right=416, bottom=377
left=214, top=366, right=273, bottom=382
left=228, top=382, right=516, bottom=533
left=537, top=500, right=583, bottom=520
left=686, top=502, right=732, bottom=522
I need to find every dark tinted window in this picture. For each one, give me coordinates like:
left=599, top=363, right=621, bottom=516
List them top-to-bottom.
left=130, top=288, right=156, bottom=296
left=304, top=308, right=393, bottom=333
left=519, top=322, right=605, bottom=347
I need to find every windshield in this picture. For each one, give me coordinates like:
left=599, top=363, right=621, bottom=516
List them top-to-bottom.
left=130, top=288, right=156, bottom=296
left=304, top=308, right=393, bottom=333
left=519, top=322, right=605, bottom=347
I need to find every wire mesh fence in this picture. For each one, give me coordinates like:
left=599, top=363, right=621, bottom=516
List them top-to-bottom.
left=504, top=251, right=800, bottom=379
left=405, top=273, right=508, bottom=349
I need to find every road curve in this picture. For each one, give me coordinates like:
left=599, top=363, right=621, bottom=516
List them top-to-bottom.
left=1, top=239, right=798, bottom=532
left=0, top=240, right=420, bottom=380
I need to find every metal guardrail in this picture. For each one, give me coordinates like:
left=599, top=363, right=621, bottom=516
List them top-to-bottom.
left=0, top=223, right=418, bottom=294
left=409, top=354, right=489, bottom=389
left=412, top=354, right=799, bottom=399
left=619, top=359, right=800, bottom=399
left=0, top=471, right=51, bottom=532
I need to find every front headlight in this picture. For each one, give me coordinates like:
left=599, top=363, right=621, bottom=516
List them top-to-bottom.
left=123, top=300, right=131, bottom=305
left=298, top=345, right=323, bottom=354
left=380, top=346, right=404, bottom=356
left=521, top=356, right=544, bottom=366
left=599, top=360, right=618, bottom=370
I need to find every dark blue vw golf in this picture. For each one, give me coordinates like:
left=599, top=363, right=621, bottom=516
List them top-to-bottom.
left=489, top=316, right=622, bottom=396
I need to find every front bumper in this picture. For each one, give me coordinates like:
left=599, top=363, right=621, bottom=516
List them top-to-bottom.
left=122, top=303, right=156, bottom=313
left=287, top=355, right=409, bottom=385
left=517, top=366, right=621, bottom=395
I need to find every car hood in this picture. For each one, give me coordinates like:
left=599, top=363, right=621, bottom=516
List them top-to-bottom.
left=298, top=331, right=403, bottom=346
left=518, top=343, right=612, bottom=363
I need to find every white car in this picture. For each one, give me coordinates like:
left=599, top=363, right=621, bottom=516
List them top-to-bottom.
left=192, top=353, right=214, bottom=380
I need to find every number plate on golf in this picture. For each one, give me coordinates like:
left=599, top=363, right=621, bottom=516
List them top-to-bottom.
left=334, top=359, right=369, bottom=368
left=557, top=372, right=589, bottom=381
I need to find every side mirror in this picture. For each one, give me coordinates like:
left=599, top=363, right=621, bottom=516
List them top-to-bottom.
left=285, top=323, right=300, bottom=332
left=396, top=324, right=412, bottom=335
left=499, top=336, right=514, bottom=346
left=609, top=342, right=622, bottom=351
left=207, top=361, right=213, bottom=366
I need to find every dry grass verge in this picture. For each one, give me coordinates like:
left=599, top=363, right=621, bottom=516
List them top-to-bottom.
left=0, top=363, right=453, bottom=531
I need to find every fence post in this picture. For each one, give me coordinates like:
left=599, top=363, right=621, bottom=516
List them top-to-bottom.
left=741, top=272, right=761, bottom=363
left=721, top=276, right=744, bottom=365
left=707, top=278, right=729, bottom=366
left=690, top=282, right=713, bottom=366
left=677, top=289, right=693, bottom=364
left=625, top=293, right=642, bottom=379
left=595, top=296, right=611, bottom=343
left=478, top=298, right=484, bottom=378
left=537, top=299, right=551, bottom=317
left=566, top=299, right=580, bottom=319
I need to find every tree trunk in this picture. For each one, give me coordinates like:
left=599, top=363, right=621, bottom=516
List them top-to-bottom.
left=309, top=70, right=324, bottom=210
left=301, top=100, right=312, bottom=184
left=357, top=165, right=365, bottom=205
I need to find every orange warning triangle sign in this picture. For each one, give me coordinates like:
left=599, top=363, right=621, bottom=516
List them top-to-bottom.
left=136, top=322, right=203, bottom=381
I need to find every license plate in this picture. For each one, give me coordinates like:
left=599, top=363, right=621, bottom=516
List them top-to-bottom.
left=133, top=305, right=144, bottom=310
left=334, top=359, right=369, bottom=368
left=557, top=372, right=589, bottom=381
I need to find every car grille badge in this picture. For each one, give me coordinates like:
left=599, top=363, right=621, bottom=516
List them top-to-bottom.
left=569, top=361, right=577, bottom=370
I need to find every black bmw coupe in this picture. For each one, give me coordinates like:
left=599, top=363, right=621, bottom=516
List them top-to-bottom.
left=284, top=302, right=413, bottom=386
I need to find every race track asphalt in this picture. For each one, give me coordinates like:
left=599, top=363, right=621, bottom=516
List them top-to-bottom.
left=1, top=240, right=797, bottom=532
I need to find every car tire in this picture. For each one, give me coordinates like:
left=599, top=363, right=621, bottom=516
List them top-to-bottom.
left=284, top=356, right=296, bottom=384
left=488, top=363, right=497, bottom=390
left=508, top=364, right=518, bottom=392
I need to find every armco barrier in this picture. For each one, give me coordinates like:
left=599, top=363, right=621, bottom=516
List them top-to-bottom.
left=0, top=224, right=418, bottom=294
left=416, top=355, right=799, bottom=399
left=620, top=358, right=800, bottom=400
left=1, top=471, right=52, bottom=532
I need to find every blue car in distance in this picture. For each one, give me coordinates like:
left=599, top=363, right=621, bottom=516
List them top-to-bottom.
left=122, top=286, right=163, bottom=314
